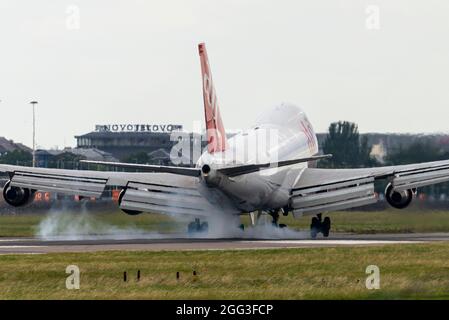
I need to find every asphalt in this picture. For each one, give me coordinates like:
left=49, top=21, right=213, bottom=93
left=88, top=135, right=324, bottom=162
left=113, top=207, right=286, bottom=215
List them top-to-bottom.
left=1, top=233, right=449, bottom=254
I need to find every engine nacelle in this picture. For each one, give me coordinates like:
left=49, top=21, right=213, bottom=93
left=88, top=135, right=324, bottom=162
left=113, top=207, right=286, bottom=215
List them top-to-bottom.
left=2, top=180, right=35, bottom=207
left=385, top=183, right=414, bottom=209
left=118, top=189, right=142, bottom=215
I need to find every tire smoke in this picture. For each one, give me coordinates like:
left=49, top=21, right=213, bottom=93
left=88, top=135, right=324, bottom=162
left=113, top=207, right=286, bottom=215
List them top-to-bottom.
left=35, top=203, right=309, bottom=240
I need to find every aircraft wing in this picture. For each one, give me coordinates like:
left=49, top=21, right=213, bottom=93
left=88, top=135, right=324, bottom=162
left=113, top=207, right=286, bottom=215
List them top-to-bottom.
left=290, top=159, right=449, bottom=216
left=0, top=164, right=227, bottom=217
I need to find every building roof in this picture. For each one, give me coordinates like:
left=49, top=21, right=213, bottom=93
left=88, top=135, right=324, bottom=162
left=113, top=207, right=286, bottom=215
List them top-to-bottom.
left=0, top=137, right=31, bottom=154
left=35, top=148, right=118, bottom=162
left=147, top=148, right=171, bottom=160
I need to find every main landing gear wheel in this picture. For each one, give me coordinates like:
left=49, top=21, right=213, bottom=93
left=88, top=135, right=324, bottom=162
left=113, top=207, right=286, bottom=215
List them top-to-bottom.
left=271, top=210, right=280, bottom=227
left=310, top=213, right=331, bottom=239
left=188, top=218, right=209, bottom=234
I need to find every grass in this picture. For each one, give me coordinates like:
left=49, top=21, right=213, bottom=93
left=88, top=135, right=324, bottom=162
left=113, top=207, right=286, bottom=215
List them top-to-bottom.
left=2, top=208, right=449, bottom=237
left=2, top=208, right=449, bottom=299
left=243, top=209, right=449, bottom=234
left=1, top=243, right=449, bottom=299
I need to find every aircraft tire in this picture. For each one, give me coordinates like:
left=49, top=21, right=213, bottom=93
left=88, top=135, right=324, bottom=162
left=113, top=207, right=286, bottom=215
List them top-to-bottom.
left=322, top=217, right=331, bottom=237
left=200, top=222, right=209, bottom=233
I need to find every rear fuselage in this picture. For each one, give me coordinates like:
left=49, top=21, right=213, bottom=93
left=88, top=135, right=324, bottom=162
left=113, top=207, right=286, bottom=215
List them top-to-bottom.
left=197, top=103, right=318, bottom=212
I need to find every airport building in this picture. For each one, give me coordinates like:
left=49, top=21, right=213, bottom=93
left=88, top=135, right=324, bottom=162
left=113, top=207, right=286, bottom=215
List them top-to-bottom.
left=75, top=123, right=203, bottom=165
left=35, top=148, right=118, bottom=168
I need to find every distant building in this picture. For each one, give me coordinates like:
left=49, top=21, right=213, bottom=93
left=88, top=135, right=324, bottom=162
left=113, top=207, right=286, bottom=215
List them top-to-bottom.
left=75, top=123, right=205, bottom=165
left=75, top=131, right=176, bottom=161
left=0, top=137, right=31, bottom=156
left=35, top=148, right=118, bottom=168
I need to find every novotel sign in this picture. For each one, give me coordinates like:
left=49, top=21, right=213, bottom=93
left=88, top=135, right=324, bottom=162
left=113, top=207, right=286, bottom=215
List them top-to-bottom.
left=95, top=124, right=183, bottom=133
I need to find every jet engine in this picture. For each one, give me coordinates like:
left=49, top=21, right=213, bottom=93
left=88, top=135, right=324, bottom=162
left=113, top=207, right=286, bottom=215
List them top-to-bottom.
left=2, top=180, right=35, bottom=207
left=385, top=182, right=414, bottom=209
left=118, top=189, right=142, bottom=215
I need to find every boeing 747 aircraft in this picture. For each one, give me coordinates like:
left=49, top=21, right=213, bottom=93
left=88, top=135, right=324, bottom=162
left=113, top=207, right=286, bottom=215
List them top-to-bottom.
left=2, top=43, right=449, bottom=238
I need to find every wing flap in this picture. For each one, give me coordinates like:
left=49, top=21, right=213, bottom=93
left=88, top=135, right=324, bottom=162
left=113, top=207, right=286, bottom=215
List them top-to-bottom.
left=393, top=168, right=449, bottom=191
left=11, top=171, right=107, bottom=197
left=292, top=176, right=374, bottom=194
left=291, top=177, right=376, bottom=216
left=119, top=181, right=214, bottom=216
left=127, top=182, right=200, bottom=197
left=292, top=184, right=374, bottom=208
left=123, top=189, right=206, bottom=210
left=293, top=195, right=377, bottom=216
left=120, top=200, right=210, bottom=217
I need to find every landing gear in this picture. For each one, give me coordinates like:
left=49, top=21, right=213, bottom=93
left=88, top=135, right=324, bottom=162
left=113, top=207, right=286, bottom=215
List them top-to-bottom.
left=268, top=209, right=287, bottom=228
left=271, top=210, right=280, bottom=227
left=249, top=211, right=262, bottom=226
left=310, top=213, right=331, bottom=239
left=187, top=218, right=209, bottom=234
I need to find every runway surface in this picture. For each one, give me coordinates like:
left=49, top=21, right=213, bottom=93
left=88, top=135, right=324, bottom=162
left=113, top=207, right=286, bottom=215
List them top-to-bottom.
left=1, top=233, right=449, bottom=254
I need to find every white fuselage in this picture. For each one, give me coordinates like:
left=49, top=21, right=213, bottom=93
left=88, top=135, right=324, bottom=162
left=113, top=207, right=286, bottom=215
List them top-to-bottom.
left=197, top=103, right=318, bottom=212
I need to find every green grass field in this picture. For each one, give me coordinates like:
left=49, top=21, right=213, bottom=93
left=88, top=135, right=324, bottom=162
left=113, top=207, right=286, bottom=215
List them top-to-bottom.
left=2, top=208, right=449, bottom=237
left=2, top=209, right=449, bottom=299
left=255, top=209, right=449, bottom=234
left=1, top=243, right=449, bottom=299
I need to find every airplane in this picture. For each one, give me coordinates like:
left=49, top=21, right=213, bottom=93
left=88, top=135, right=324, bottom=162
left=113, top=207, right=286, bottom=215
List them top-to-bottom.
left=2, top=42, right=449, bottom=238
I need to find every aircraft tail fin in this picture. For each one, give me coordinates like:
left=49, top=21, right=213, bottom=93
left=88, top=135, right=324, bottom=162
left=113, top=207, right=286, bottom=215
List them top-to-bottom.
left=198, top=43, right=228, bottom=153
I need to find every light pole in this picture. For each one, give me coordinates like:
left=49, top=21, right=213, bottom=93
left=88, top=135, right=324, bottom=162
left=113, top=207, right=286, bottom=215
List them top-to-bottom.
left=30, top=101, right=38, bottom=167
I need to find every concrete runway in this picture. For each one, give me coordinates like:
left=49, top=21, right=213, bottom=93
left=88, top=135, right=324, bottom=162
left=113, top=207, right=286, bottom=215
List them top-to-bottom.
left=1, top=233, right=449, bottom=254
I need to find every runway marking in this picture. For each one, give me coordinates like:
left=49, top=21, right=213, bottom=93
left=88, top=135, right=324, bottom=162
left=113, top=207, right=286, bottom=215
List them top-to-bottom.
left=0, top=234, right=446, bottom=254
left=253, top=240, right=422, bottom=245
left=0, top=246, right=46, bottom=249
left=0, top=253, right=44, bottom=255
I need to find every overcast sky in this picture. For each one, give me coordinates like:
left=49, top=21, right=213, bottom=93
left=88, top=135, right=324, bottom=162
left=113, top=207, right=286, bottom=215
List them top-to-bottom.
left=1, top=0, right=449, bottom=149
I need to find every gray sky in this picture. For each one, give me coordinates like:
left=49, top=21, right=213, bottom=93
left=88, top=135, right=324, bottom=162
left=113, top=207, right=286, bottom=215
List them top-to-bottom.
left=1, top=0, right=449, bottom=149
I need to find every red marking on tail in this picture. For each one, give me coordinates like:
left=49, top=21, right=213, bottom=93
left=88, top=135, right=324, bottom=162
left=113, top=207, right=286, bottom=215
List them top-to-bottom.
left=199, top=43, right=228, bottom=153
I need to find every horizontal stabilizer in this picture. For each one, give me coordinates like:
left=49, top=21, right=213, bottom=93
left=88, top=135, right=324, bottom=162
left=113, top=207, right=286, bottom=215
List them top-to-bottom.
left=217, top=154, right=332, bottom=177
left=80, top=160, right=201, bottom=177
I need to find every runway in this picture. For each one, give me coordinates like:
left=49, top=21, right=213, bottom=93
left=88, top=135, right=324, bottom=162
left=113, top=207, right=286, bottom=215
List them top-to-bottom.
left=1, top=233, right=449, bottom=254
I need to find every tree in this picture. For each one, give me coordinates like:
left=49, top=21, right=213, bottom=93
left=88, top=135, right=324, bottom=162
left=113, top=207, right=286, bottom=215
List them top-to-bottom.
left=319, top=121, right=377, bottom=168
left=385, top=141, right=449, bottom=165
left=0, top=150, right=32, bottom=165
left=122, top=152, right=150, bottom=164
